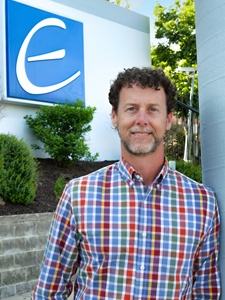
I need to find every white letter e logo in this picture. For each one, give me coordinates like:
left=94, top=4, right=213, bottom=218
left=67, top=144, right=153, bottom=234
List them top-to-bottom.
left=16, top=18, right=80, bottom=95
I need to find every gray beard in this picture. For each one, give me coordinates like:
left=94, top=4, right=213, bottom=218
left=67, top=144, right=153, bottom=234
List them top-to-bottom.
left=120, top=134, right=163, bottom=156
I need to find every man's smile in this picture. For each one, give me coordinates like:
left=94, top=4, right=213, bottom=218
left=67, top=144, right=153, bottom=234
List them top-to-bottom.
left=131, top=128, right=152, bottom=138
left=132, top=132, right=150, bottom=136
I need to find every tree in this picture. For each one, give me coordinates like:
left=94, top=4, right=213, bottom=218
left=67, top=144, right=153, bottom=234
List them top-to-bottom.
left=105, top=0, right=130, bottom=9
left=151, top=0, right=198, bottom=100
left=152, top=0, right=200, bottom=162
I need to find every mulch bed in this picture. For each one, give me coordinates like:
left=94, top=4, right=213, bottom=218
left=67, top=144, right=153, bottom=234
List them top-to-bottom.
left=0, top=158, right=117, bottom=216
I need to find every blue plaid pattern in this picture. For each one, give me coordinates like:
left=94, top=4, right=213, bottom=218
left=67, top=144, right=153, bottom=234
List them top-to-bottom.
left=31, top=157, right=220, bottom=300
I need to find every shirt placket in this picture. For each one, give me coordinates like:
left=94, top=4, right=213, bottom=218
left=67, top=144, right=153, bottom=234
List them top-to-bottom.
left=133, top=176, right=156, bottom=300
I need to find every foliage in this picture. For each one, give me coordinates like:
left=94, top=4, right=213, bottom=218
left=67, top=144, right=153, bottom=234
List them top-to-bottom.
left=105, top=0, right=130, bottom=8
left=151, top=0, right=198, bottom=101
left=152, top=0, right=196, bottom=67
left=24, top=100, right=98, bottom=167
left=164, top=111, right=201, bottom=164
left=164, top=121, right=185, bottom=159
left=0, top=134, right=39, bottom=205
left=0, top=143, right=4, bottom=202
left=167, top=155, right=202, bottom=183
left=176, top=159, right=202, bottom=183
left=54, top=175, right=67, bottom=199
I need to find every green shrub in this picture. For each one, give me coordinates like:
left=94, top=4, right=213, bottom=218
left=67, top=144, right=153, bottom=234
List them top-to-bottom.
left=24, top=100, right=98, bottom=167
left=0, top=134, right=39, bottom=205
left=0, top=144, right=4, bottom=201
left=168, top=157, right=202, bottom=183
left=176, top=159, right=202, bottom=183
left=54, top=175, right=67, bottom=199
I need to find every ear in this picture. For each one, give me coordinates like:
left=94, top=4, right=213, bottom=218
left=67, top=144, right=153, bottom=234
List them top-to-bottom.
left=111, top=108, right=117, bottom=128
left=166, top=112, right=173, bottom=131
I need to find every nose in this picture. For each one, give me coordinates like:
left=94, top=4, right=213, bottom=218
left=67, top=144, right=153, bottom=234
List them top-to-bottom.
left=135, top=109, right=148, bottom=126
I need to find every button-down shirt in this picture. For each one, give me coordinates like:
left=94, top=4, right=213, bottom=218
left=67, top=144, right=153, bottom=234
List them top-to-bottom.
left=32, top=157, right=220, bottom=300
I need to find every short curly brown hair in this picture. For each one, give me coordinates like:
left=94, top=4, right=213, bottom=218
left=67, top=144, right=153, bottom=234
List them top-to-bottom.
left=108, top=67, right=176, bottom=115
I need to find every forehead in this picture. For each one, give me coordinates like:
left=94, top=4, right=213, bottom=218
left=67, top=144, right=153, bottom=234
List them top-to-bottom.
left=119, top=84, right=166, bottom=105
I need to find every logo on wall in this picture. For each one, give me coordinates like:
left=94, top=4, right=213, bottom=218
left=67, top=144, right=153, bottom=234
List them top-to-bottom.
left=6, top=0, right=85, bottom=104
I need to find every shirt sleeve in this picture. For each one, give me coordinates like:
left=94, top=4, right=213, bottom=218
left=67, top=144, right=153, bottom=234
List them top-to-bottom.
left=31, top=182, right=80, bottom=300
left=192, top=196, right=221, bottom=299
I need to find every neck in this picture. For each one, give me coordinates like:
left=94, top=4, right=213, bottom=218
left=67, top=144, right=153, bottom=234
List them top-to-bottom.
left=122, top=142, right=165, bottom=187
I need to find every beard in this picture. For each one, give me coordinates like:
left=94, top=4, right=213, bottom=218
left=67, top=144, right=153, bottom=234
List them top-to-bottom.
left=118, top=127, right=163, bottom=156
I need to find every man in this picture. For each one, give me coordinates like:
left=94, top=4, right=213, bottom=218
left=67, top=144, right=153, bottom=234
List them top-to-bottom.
left=32, top=67, right=220, bottom=300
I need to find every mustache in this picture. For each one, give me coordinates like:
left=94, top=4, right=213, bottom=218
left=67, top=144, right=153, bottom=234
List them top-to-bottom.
left=130, top=127, right=153, bottom=133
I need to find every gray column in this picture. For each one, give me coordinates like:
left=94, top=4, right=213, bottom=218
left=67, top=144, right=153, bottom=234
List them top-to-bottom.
left=195, top=0, right=225, bottom=297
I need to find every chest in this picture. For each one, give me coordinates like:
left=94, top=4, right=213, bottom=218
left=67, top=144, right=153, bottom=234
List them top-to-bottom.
left=74, top=185, right=205, bottom=265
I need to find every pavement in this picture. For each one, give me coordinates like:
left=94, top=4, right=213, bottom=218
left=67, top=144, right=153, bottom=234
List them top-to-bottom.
left=2, top=290, right=74, bottom=300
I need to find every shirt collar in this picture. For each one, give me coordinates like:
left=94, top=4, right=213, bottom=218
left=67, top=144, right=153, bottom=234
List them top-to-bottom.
left=118, top=156, right=169, bottom=189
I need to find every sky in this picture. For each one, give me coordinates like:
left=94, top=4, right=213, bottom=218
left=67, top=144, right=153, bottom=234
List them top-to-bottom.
left=128, top=0, right=175, bottom=44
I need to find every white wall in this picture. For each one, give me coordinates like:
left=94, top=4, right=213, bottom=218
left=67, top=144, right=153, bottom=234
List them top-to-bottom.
left=0, top=0, right=151, bottom=161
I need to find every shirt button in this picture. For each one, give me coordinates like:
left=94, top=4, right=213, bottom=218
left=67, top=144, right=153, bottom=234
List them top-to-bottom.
left=136, top=174, right=141, bottom=180
left=143, top=200, right=147, bottom=205
left=142, top=232, right=147, bottom=237
left=140, top=265, right=145, bottom=270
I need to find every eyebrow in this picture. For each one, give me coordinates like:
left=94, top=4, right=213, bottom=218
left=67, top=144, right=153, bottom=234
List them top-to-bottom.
left=124, top=102, right=160, bottom=107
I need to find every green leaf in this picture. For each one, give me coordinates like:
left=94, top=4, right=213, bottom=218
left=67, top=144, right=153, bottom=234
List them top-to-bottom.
left=152, top=0, right=198, bottom=98
left=24, top=100, right=98, bottom=167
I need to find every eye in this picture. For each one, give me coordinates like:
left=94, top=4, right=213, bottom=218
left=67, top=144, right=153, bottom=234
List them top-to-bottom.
left=127, top=107, right=135, bottom=112
left=150, top=107, right=157, bottom=112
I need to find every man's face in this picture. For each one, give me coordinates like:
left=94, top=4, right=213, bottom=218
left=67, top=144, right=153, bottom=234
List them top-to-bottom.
left=111, top=84, right=173, bottom=157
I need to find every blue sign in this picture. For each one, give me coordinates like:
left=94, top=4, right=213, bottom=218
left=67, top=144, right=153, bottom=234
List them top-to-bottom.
left=5, top=0, right=85, bottom=104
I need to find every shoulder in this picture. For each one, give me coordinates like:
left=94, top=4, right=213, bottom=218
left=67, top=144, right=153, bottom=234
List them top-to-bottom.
left=68, top=161, right=120, bottom=188
left=63, top=162, right=120, bottom=217
left=166, top=166, right=217, bottom=205
left=165, top=167, right=219, bottom=226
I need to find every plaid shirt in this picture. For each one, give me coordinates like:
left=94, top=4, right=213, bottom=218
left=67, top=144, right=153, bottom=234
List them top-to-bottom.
left=32, top=157, right=220, bottom=300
